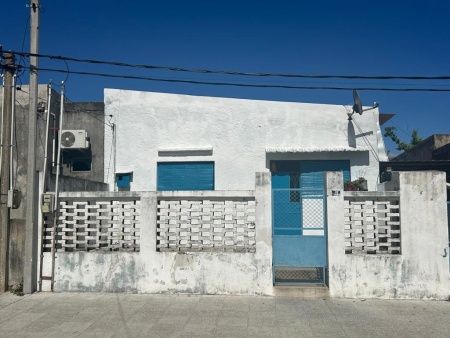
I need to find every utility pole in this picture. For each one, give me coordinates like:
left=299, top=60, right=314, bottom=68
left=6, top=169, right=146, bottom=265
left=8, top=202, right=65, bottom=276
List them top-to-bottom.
left=24, top=0, right=41, bottom=294
left=0, top=52, right=15, bottom=293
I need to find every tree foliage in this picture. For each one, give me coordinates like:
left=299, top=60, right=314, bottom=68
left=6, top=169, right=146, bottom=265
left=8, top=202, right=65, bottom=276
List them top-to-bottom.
left=384, top=127, right=423, bottom=151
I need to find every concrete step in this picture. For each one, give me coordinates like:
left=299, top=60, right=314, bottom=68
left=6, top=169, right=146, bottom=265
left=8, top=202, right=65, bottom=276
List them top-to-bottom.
left=273, top=285, right=329, bottom=298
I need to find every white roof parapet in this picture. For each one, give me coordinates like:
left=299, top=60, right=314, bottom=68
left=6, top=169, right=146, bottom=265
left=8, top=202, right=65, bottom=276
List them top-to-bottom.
left=265, top=147, right=369, bottom=153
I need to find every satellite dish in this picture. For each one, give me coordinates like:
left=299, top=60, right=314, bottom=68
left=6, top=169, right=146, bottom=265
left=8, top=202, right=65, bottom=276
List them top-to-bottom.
left=348, top=89, right=379, bottom=121
left=352, top=90, right=363, bottom=115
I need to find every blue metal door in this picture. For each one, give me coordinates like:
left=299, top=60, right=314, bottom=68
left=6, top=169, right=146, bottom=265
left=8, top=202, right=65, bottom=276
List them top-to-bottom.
left=272, top=160, right=350, bottom=285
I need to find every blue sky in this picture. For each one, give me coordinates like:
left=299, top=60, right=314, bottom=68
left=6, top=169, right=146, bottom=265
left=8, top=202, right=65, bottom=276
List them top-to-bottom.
left=1, top=1, right=450, bottom=154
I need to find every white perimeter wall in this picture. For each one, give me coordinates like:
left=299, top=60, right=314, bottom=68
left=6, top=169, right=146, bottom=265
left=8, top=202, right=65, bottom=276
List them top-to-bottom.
left=104, top=89, right=387, bottom=191
left=326, top=171, right=450, bottom=299
left=42, top=173, right=273, bottom=295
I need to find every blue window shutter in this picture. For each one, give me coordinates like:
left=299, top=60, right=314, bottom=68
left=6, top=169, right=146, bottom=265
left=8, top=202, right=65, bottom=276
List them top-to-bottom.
left=300, top=160, right=350, bottom=189
left=157, top=162, right=214, bottom=191
left=115, top=173, right=132, bottom=188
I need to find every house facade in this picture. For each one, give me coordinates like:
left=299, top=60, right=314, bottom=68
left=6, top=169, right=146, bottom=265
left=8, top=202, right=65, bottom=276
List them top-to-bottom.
left=35, top=89, right=449, bottom=299
left=102, top=89, right=390, bottom=289
left=102, top=89, right=391, bottom=286
left=103, top=89, right=389, bottom=286
left=104, top=89, right=387, bottom=192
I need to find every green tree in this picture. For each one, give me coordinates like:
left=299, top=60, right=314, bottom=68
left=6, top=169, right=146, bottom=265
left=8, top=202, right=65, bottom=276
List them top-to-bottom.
left=384, top=127, right=422, bottom=151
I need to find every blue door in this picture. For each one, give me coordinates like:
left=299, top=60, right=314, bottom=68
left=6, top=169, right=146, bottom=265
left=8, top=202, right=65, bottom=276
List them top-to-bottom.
left=272, top=160, right=350, bottom=284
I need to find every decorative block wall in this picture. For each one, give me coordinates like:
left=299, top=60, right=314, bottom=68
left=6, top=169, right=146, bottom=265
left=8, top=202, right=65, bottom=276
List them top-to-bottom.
left=44, top=198, right=141, bottom=252
left=157, top=198, right=256, bottom=252
left=344, top=198, right=400, bottom=254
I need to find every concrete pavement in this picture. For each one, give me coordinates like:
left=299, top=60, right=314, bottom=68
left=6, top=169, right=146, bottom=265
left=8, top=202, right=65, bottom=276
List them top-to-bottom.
left=0, top=292, right=449, bottom=337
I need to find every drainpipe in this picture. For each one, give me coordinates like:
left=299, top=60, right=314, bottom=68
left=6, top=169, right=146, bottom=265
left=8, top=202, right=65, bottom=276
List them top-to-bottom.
left=50, top=82, right=64, bottom=291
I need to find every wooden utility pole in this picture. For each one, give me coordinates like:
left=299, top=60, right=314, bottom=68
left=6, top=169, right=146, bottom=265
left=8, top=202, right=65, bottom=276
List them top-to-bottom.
left=24, top=0, right=41, bottom=294
left=0, top=52, right=15, bottom=293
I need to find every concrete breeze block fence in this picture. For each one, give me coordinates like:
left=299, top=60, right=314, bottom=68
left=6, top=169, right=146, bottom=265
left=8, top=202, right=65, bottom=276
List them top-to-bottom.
left=38, top=172, right=449, bottom=299
left=40, top=173, right=273, bottom=294
left=344, top=192, right=401, bottom=255
left=157, top=194, right=256, bottom=253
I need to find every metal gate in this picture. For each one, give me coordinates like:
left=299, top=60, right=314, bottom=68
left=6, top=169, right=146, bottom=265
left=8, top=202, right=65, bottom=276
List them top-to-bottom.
left=271, top=160, right=350, bottom=285
left=272, top=187, right=327, bottom=284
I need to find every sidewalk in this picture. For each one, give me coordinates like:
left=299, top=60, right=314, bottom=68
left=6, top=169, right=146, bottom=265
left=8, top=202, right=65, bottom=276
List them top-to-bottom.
left=0, top=292, right=449, bottom=337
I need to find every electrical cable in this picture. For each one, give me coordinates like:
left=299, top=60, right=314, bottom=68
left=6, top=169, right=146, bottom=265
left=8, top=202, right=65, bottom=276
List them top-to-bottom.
left=17, top=14, right=31, bottom=78
left=10, top=50, right=450, bottom=80
left=50, top=60, right=70, bottom=86
left=19, top=66, right=450, bottom=92
left=65, top=96, right=114, bottom=128
left=352, top=119, right=381, bottom=163
left=389, top=121, right=416, bottom=138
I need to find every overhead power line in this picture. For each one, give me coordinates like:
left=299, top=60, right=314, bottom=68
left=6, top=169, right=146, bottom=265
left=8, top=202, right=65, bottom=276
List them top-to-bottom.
left=10, top=50, right=450, bottom=81
left=21, top=66, right=450, bottom=92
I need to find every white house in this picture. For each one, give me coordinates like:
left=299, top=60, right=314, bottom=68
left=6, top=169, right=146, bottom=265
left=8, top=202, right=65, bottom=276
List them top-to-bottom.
left=37, top=89, right=449, bottom=299
left=96, top=89, right=393, bottom=290
left=104, top=89, right=388, bottom=192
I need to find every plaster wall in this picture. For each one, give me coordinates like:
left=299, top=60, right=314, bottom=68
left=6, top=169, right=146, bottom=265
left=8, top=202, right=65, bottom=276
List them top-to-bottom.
left=104, top=89, right=387, bottom=192
left=61, top=102, right=105, bottom=182
left=327, top=171, right=450, bottom=299
left=43, top=173, right=273, bottom=295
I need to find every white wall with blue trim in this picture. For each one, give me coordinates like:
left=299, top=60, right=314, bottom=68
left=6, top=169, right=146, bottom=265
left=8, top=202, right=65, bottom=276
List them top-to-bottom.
left=104, top=89, right=388, bottom=192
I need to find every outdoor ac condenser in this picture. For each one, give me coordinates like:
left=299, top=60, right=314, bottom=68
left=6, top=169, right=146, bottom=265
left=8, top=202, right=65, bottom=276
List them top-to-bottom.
left=60, top=130, right=89, bottom=149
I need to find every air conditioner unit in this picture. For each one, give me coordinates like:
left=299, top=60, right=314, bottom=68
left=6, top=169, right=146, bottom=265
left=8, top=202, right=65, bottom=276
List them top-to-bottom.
left=60, top=130, right=89, bottom=149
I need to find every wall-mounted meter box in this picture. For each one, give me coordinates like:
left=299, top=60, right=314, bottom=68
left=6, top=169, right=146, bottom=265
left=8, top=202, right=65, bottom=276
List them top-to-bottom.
left=7, top=189, right=21, bottom=209
left=41, top=193, right=55, bottom=213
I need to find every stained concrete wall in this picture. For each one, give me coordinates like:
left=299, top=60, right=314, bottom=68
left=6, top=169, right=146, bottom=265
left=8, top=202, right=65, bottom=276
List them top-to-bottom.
left=1, top=85, right=106, bottom=286
left=1, top=85, right=59, bottom=285
left=104, top=89, right=388, bottom=192
left=327, top=171, right=450, bottom=299
left=43, top=173, right=273, bottom=295
left=47, top=174, right=108, bottom=192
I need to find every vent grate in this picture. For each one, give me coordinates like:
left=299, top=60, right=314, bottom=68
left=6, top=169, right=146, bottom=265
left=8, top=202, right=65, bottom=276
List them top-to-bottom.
left=274, top=267, right=326, bottom=285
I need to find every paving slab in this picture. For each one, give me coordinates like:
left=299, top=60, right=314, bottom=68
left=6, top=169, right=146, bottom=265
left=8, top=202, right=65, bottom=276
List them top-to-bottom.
left=0, top=292, right=449, bottom=337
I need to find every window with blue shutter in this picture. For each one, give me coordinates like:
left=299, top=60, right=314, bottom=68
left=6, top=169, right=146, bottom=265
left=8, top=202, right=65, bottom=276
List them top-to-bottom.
left=300, top=160, right=350, bottom=190
left=157, top=162, right=214, bottom=191
left=115, top=172, right=133, bottom=190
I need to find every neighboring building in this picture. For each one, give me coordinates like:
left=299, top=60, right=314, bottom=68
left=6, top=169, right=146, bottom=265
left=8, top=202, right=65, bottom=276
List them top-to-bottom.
left=0, top=85, right=107, bottom=288
left=61, top=101, right=106, bottom=182
left=380, top=134, right=450, bottom=186
left=393, top=134, right=450, bottom=161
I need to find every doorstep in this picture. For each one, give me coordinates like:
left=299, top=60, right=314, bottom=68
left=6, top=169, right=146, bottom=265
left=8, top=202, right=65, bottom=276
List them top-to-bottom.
left=272, top=285, right=329, bottom=298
